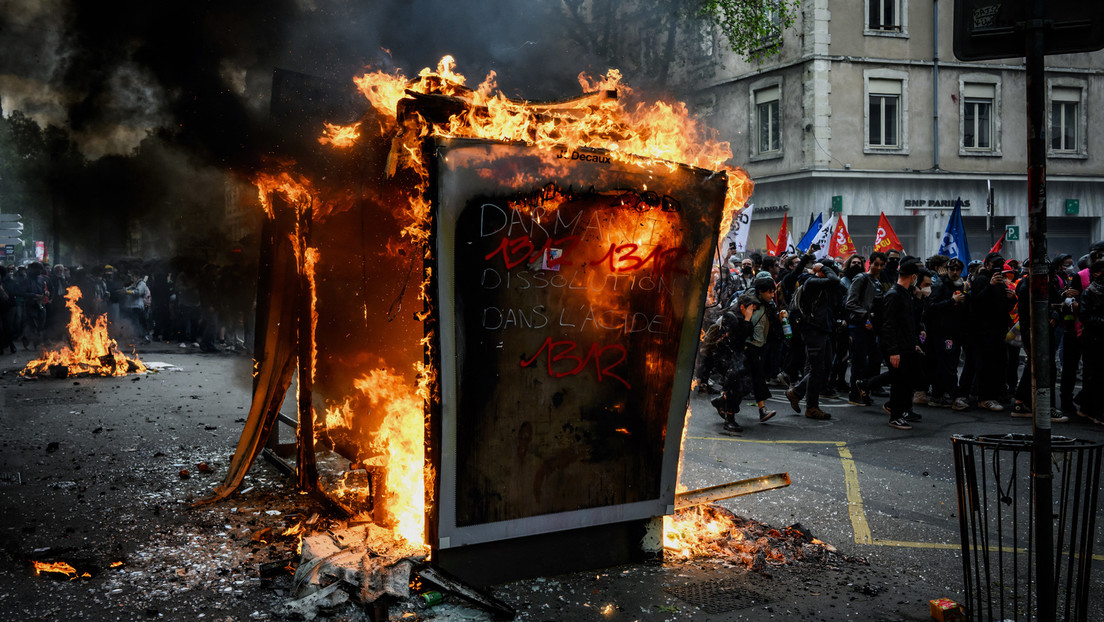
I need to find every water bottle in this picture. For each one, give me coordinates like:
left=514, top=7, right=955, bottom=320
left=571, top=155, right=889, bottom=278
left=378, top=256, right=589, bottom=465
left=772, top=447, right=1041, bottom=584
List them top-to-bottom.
left=781, top=317, right=792, bottom=339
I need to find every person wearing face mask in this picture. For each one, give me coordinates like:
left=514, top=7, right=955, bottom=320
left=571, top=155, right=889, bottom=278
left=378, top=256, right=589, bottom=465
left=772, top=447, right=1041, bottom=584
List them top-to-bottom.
left=880, top=250, right=901, bottom=290
left=847, top=252, right=887, bottom=406
left=966, top=252, right=1018, bottom=412
left=924, top=256, right=967, bottom=408
left=878, top=257, right=924, bottom=429
left=1010, top=260, right=1066, bottom=421
left=1076, top=260, right=1104, bottom=425
left=911, top=267, right=935, bottom=406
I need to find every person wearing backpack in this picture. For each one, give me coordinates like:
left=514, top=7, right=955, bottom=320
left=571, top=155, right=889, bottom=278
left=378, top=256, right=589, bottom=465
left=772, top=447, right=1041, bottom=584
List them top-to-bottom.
left=784, top=255, right=843, bottom=420
left=709, top=295, right=758, bottom=432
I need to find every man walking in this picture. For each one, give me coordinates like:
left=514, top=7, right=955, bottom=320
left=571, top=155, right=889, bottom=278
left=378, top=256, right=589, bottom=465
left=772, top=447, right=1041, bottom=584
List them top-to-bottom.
left=845, top=252, right=886, bottom=404
left=785, top=255, right=843, bottom=420
left=880, top=258, right=923, bottom=430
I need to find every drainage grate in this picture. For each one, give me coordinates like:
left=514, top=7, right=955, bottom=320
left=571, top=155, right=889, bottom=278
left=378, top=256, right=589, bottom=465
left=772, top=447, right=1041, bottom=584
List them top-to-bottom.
left=664, top=578, right=766, bottom=614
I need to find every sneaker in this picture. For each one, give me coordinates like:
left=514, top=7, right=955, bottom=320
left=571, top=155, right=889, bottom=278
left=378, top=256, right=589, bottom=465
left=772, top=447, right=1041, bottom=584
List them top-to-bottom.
left=777, top=372, right=793, bottom=388
left=785, top=389, right=802, bottom=413
left=912, top=391, right=930, bottom=405
left=847, top=392, right=866, bottom=406
left=928, top=396, right=951, bottom=408
left=952, top=397, right=970, bottom=411
left=978, top=400, right=1005, bottom=412
left=1011, top=402, right=1032, bottom=418
left=882, top=403, right=894, bottom=418
left=805, top=406, right=831, bottom=420
left=758, top=407, right=776, bottom=423
left=903, top=411, right=922, bottom=422
left=1051, top=412, right=1069, bottom=423
left=888, top=418, right=913, bottom=430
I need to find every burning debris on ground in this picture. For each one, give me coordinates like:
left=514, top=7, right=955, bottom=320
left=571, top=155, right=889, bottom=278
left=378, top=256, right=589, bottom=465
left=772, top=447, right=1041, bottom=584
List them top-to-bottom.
left=20, top=287, right=147, bottom=379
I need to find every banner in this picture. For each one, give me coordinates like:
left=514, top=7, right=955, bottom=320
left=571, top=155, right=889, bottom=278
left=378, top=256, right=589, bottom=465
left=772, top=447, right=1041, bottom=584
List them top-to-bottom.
left=937, top=199, right=971, bottom=271
left=729, top=204, right=754, bottom=252
left=796, top=213, right=823, bottom=253
left=809, top=213, right=836, bottom=259
left=872, top=213, right=904, bottom=254
left=776, top=216, right=790, bottom=256
left=828, top=216, right=857, bottom=258
left=989, top=230, right=1005, bottom=255
left=765, top=234, right=776, bottom=256
left=34, top=240, right=46, bottom=262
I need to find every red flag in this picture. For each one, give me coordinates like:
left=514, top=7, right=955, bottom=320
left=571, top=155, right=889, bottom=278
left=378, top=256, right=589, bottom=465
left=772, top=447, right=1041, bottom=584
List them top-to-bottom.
left=872, top=213, right=904, bottom=253
left=776, top=217, right=789, bottom=256
left=828, top=217, right=856, bottom=258
left=989, top=231, right=1006, bottom=255
left=765, top=234, right=776, bottom=255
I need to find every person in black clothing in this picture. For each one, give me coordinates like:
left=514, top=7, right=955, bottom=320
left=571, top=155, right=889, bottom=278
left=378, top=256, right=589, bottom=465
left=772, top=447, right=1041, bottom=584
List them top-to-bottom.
left=845, top=252, right=887, bottom=404
left=968, top=252, right=1017, bottom=411
left=785, top=254, right=842, bottom=420
left=925, top=256, right=969, bottom=407
left=880, top=258, right=923, bottom=430
left=1077, top=260, right=1104, bottom=424
left=1010, top=261, right=1066, bottom=422
left=710, top=295, right=758, bottom=432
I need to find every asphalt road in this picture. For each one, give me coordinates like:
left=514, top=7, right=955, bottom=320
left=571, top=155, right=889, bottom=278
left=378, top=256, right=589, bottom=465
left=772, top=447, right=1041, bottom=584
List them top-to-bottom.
left=1, top=345, right=1102, bottom=621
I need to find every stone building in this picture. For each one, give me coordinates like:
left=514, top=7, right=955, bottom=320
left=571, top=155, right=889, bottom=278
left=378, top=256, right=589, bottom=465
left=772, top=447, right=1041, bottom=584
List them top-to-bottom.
left=678, top=1, right=1104, bottom=261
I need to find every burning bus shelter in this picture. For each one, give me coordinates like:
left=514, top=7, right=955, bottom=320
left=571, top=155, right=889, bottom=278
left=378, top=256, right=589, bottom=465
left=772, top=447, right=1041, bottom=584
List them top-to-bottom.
left=205, top=58, right=753, bottom=594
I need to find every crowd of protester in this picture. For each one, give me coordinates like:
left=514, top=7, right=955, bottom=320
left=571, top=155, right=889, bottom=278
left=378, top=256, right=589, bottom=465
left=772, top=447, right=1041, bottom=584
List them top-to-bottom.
left=697, top=240, right=1104, bottom=432
left=0, top=258, right=255, bottom=355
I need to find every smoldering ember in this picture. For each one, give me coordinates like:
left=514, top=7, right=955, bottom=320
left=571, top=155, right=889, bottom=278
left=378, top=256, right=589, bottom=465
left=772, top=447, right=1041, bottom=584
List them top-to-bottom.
left=2, top=4, right=1104, bottom=622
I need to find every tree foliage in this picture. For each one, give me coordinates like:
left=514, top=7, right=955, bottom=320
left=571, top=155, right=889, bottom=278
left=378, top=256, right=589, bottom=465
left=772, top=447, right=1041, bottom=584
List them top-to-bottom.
left=700, top=0, right=801, bottom=63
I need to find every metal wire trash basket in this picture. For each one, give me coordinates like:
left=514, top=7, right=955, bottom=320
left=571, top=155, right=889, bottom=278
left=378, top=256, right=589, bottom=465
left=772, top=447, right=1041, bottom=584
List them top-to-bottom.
left=951, top=434, right=1104, bottom=621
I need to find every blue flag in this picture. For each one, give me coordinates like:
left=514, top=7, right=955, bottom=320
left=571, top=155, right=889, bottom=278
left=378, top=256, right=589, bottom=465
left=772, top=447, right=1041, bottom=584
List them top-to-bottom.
left=938, top=198, right=970, bottom=273
left=796, top=213, right=823, bottom=253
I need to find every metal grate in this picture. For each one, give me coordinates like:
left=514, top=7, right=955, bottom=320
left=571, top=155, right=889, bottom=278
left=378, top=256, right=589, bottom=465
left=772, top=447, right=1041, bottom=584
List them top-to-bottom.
left=664, top=578, right=766, bottom=614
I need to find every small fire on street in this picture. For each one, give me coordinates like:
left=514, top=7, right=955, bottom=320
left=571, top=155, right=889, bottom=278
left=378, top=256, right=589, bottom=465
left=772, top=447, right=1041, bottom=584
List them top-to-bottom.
left=20, top=286, right=146, bottom=378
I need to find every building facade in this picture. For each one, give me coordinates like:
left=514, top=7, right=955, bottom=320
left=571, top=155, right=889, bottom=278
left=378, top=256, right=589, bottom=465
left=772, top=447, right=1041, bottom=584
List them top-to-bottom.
left=676, top=0, right=1104, bottom=262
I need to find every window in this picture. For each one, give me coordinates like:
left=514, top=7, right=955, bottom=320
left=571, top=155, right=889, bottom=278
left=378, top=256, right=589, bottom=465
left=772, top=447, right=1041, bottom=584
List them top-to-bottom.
left=868, top=0, right=902, bottom=32
left=868, top=79, right=901, bottom=148
left=963, top=83, right=994, bottom=151
left=755, top=86, right=781, bottom=154
left=1051, top=87, right=1079, bottom=153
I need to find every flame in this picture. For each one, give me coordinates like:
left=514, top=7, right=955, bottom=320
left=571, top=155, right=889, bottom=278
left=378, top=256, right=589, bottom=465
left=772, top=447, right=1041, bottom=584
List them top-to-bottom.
left=251, top=56, right=754, bottom=555
left=319, top=122, right=362, bottom=148
left=21, top=287, right=146, bottom=378
left=353, top=367, right=430, bottom=548
left=662, top=507, right=739, bottom=559
left=281, top=522, right=305, bottom=537
left=32, top=560, right=78, bottom=578
left=110, top=561, right=124, bottom=568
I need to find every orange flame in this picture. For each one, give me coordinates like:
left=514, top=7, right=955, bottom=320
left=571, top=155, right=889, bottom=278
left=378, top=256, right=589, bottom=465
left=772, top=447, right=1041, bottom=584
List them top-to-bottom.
left=319, top=122, right=362, bottom=148
left=22, top=287, right=146, bottom=377
left=353, top=367, right=430, bottom=547
left=32, top=560, right=78, bottom=578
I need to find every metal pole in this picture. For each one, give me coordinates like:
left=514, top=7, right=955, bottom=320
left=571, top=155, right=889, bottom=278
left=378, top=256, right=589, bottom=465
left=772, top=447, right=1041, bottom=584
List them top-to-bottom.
left=1025, top=3, right=1054, bottom=620
left=296, top=201, right=318, bottom=492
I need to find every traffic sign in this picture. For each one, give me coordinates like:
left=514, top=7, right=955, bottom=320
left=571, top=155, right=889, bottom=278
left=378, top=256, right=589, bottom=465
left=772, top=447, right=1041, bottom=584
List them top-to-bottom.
left=954, top=0, right=1104, bottom=61
left=830, top=195, right=843, bottom=213
left=1066, top=199, right=1080, bottom=215
left=0, top=214, right=21, bottom=221
left=1006, top=225, right=1020, bottom=241
left=0, top=227, right=22, bottom=235
left=0, top=239, right=23, bottom=246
